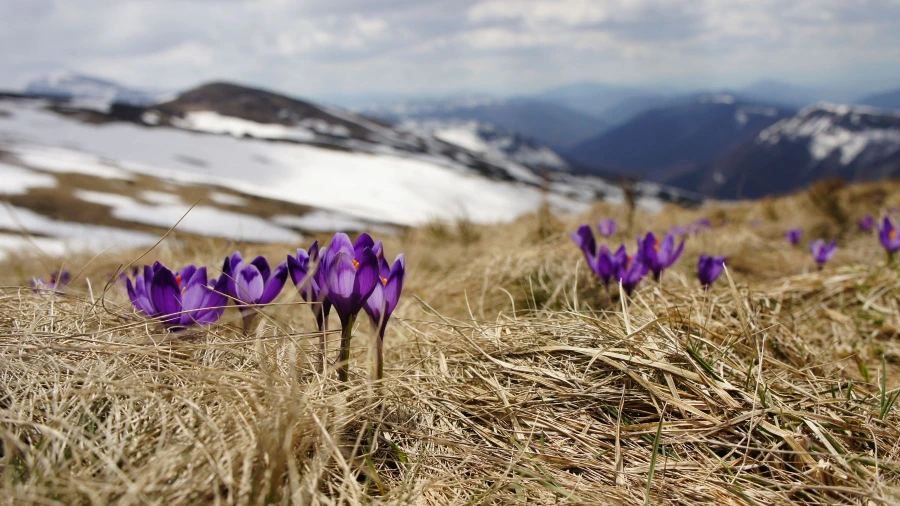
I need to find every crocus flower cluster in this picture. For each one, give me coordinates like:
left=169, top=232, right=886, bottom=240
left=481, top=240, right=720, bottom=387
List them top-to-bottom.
left=879, top=216, right=900, bottom=262
left=572, top=226, right=689, bottom=295
left=785, top=228, right=802, bottom=245
left=120, top=232, right=405, bottom=382
left=639, top=232, right=684, bottom=281
left=288, top=233, right=406, bottom=381
left=810, top=239, right=837, bottom=269
left=222, top=251, right=288, bottom=330
left=123, top=262, right=228, bottom=329
left=30, top=269, right=70, bottom=294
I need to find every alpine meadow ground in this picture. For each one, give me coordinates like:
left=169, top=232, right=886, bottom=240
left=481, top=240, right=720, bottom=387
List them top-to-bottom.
left=2, top=180, right=900, bottom=505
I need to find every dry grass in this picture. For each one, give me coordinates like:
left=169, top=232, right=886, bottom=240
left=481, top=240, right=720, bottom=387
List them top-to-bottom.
left=2, top=180, right=900, bottom=504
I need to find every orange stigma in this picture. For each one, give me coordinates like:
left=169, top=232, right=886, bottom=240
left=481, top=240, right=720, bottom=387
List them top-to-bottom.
left=891, top=229, right=897, bottom=241
left=654, top=237, right=661, bottom=251
left=352, top=259, right=360, bottom=270
left=175, top=274, right=182, bottom=286
left=381, top=276, right=388, bottom=286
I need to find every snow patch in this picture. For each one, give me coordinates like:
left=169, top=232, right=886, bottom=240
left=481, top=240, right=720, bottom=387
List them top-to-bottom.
left=171, top=111, right=316, bottom=142
left=8, top=144, right=132, bottom=180
left=0, top=162, right=57, bottom=194
left=139, top=190, right=183, bottom=206
left=207, top=192, right=248, bottom=207
left=108, top=204, right=303, bottom=243
left=0, top=205, right=160, bottom=255
left=274, top=211, right=375, bottom=232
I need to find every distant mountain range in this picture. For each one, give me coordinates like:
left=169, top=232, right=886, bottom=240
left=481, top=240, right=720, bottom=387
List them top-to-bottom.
left=12, top=71, right=900, bottom=203
left=24, top=71, right=164, bottom=107
left=531, top=82, right=669, bottom=124
left=857, top=87, right=900, bottom=111
left=566, top=94, right=795, bottom=182
left=359, top=97, right=606, bottom=150
left=679, top=104, right=900, bottom=199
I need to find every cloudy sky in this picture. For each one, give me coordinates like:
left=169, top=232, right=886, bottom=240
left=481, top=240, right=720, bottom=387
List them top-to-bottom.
left=2, top=0, right=900, bottom=100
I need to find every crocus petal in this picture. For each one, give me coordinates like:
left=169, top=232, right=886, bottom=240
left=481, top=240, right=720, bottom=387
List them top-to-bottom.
left=571, top=225, right=597, bottom=259
left=328, top=233, right=354, bottom=261
left=354, top=233, right=375, bottom=258
left=667, top=237, right=685, bottom=268
left=352, top=248, right=379, bottom=311
left=287, top=249, right=310, bottom=288
left=223, top=253, right=239, bottom=300
left=326, top=253, right=357, bottom=324
left=383, top=254, right=405, bottom=315
left=250, top=256, right=270, bottom=282
left=258, top=261, right=288, bottom=305
left=235, top=263, right=265, bottom=303
left=178, top=265, right=198, bottom=286
left=150, top=267, right=181, bottom=324
left=363, top=282, right=385, bottom=328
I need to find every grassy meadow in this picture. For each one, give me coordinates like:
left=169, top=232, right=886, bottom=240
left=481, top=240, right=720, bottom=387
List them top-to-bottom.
left=2, top=179, right=900, bottom=505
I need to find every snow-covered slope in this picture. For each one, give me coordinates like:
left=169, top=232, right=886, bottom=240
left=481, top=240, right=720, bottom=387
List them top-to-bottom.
left=0, top=87, right=682, bottom=257
left=689, top=103, right=900, bottom=198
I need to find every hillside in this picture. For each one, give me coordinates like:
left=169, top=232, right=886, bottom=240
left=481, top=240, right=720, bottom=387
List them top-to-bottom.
left=0, top=84, right=692, bottom=258
left=567, top=94, right=794, bottom=181
left=684, top=103, right=900, bottom=198
left=2, top=179, right=900, bottom=504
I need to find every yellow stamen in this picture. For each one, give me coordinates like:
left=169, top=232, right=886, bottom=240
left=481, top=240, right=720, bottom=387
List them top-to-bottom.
left=352, top=259, right=359, bottom=270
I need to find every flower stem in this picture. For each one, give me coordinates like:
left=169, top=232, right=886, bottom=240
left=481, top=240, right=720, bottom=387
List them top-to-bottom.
left=315, top=304, right=327, bottom=374
left=241, top=311, right=258, bottom=335
left=337, top=313, right=356, bottom=382
left=376, top=330, right=385, bottom=382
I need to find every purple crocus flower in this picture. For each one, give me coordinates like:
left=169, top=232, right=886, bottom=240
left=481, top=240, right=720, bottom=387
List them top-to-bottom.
left=858, top=214, right=875, bottom=232
left=878, top=217, right=900, bottom=261
left=597, top=219, right=617, bottom=237
left=694, top=219, right=712, bottom=230
left=571, top=224, right=597, bottom=261
left=668, top=225, right=691, bottom=238
left=785, top=228, right=802, bottom=245
left=325, top=232, right=380, bottom=382
left=639, top=232, right=684, bottom=281
left=325, top=234, right=379, bottom=327
left=809, top=239, right=837, bottom=269
left=287, top=241, right=329, bottom=327
left=287, top=241, right=331, bottom=372
left=590, top=244, right=627, bottom=289
left=615, top=250, right=649, bottom=296
left=223, top=252, right=288, bottom=331
left=363, top=252, right=406, bottom=380
left=363, top=254, right=406, bottom=339
left=697, top=255, right=726, bottom=289
left=123, top=262, right=228, bottom=329
left=30, top=269, right=71, bottom=294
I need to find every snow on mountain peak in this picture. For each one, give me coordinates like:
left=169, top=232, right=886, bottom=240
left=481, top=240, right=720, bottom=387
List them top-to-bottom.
left=757, top=102, right=900, bottom=165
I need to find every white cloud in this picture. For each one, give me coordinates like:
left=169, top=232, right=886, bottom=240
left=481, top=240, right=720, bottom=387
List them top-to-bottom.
left=0, top=0, right=898, bottom=97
